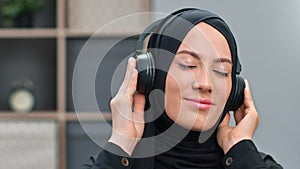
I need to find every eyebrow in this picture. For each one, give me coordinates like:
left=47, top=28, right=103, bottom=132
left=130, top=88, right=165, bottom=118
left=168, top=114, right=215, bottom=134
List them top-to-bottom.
left=176, top=50, right=232, bottom=65
left=214, top=58, right=232, bottom=65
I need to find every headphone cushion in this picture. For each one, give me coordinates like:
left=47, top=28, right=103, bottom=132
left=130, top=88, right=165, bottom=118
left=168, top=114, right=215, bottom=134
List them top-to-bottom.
left=134, top=52, right=155, bottom=95
left=230, top=76, right=245, bottom=111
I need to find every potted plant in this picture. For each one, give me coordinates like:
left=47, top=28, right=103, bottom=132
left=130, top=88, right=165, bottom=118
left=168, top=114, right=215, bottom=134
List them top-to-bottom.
left=0, top=0, right=45, bottom=27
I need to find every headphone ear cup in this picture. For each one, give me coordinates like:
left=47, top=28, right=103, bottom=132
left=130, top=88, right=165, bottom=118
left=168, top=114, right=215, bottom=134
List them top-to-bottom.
left=134, top=52, right=155, bottom=95
left=230, top=76, right=245, bottom=111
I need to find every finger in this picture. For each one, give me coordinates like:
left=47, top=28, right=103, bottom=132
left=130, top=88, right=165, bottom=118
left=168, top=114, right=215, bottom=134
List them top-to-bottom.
left=119, top=57, right=136, bottom=92
left=128, top=69, right=138, bottom=97
left=243, top=79, right=255, bottom=108
left=133, top=93, right=145, bottom=113
left=133, top=93, right=146, bottom=123
left=234, top=107, right=244, bottom=125
left=218, top=112, right=230, bottom=128
left=217, top=113, right=231, bottom=148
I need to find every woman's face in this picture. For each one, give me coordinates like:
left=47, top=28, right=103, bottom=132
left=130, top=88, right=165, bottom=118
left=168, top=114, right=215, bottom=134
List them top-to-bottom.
left=165, top=22, right=232, bottom=131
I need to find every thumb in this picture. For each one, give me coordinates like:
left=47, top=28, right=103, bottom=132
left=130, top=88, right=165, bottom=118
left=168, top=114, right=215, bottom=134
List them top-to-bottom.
left=218, top=112, right=230, bottom=128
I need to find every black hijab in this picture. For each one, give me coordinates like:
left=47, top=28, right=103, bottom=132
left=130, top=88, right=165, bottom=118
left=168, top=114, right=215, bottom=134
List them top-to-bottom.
left=132, top=8, right=240, bottom=169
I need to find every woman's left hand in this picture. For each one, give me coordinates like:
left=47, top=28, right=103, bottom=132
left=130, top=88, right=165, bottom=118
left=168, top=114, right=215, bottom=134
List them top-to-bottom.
left=217, top=80, right=260, bottom=154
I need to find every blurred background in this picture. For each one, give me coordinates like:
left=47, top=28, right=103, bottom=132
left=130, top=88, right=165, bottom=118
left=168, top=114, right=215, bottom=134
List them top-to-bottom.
left=0, top=0, right=298, bottom=168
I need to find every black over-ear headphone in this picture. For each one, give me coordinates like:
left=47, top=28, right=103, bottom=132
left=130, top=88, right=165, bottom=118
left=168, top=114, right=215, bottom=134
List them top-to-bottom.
left=133, top=8, right=245, bottom=111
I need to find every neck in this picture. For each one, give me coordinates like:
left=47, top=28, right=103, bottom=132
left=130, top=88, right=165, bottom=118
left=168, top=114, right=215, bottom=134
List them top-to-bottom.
left=155, top=112, right=218, bottom=144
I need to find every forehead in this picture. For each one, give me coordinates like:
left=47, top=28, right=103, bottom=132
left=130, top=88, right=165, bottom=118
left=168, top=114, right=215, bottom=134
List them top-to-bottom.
left=178, top=22, right=232, bottom=61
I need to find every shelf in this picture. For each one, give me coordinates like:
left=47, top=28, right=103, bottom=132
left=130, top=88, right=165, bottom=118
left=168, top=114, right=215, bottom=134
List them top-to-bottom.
left=0, top=28, right=57, bottom=38
left=0, top=28, right=140, bottom=39
left=66, top=29, right=140, bottom=38
left=66, top=29, right=95, bottom=37
left=0, top=111, right=58, bottom=120
left=0, top=111, right=112, bottom=121
left=65, top=112, right=112, bottom=121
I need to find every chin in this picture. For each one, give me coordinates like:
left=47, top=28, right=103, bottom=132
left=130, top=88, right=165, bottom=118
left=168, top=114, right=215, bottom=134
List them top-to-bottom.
left=166, top=107, right=220, bottom=132
left=190, top=116, right=219, bottom=132
left=190, top=126, right=204, bottom=132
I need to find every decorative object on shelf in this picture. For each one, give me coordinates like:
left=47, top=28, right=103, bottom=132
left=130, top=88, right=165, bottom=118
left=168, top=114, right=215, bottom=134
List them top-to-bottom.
left=0, top=0, right=46, bottom=27
left=68, top=0, right=150, bottom=34
left=8, top=80, right=36, bottom=113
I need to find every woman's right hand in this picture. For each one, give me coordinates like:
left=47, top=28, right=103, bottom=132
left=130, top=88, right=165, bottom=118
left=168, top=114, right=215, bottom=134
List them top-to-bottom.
left=108, top=57, right=146, bottom=155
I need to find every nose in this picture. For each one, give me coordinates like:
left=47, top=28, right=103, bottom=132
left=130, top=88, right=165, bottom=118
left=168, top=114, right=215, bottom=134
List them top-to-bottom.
left=192, top=67, right=212, bottom=93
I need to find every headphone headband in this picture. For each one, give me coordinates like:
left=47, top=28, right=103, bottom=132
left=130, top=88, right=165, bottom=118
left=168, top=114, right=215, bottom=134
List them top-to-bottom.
left=136, top=8, right=199, bottom=52
left=136, top=19, right=162, bottom=51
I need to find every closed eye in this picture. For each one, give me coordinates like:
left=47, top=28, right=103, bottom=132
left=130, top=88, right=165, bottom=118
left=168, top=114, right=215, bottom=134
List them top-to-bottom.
left=178, top=63, right=197, bottom=70
left=212, top=70, right=229, bottom=77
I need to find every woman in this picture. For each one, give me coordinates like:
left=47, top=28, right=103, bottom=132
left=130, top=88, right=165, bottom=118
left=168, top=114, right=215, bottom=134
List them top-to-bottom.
left=82, top=8, right=282, bottom=169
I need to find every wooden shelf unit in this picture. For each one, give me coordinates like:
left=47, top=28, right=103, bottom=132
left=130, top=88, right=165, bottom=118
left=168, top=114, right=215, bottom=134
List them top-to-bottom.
left=0, top=0, right=150, bottom=168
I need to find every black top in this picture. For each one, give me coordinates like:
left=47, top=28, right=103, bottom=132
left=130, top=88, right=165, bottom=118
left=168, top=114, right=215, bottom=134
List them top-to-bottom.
left=81, top=140, right=283, bottom=169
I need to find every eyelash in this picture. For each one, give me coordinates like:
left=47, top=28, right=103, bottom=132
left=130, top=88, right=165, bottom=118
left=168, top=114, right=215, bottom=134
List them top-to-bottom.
left=178, top=63, right=197, bottom=70
left=212, top=70, right=229, bottom=77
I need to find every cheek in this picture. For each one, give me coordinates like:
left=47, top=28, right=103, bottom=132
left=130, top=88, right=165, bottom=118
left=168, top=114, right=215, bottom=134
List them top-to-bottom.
left=164, top=62, right=196, bottom=122
left=164, top=64, right=187, bottom=105
left=164, top=65, right=195, bottom=121
left=165, top=74, right=181, bottom=119
left=165, top=75, right=179, bottom=93
left=212, top=75, right=232, bottom=102
left=209, top=76, right=232, bottom=113
left=224, top=78, right=232, bottom=101
left=228, top=79, right=232, bottom=97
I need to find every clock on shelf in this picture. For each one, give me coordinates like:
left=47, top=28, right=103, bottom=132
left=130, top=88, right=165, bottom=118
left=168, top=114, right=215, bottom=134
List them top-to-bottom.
left=8, top=80, right=36, bottom=113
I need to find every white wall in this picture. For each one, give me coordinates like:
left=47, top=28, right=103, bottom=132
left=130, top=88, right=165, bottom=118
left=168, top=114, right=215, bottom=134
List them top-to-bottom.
left=152, top=0, right=300, bottom=168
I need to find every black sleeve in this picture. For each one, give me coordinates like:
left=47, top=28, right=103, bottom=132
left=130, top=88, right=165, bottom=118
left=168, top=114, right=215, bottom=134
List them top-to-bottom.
left=222, top=140, right=283, bottom=169
left=81, top=142, right=135, bottom=169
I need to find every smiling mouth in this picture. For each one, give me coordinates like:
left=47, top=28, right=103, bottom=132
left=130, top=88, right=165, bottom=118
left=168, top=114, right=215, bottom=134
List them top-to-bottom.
left=185, top=98, right=214, bottom=110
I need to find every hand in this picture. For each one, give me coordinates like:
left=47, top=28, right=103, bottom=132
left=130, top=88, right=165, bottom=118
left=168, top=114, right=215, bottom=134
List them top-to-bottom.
left=108, top=57, right=146, bottom=155
left=217, top=80, right=260, bottom=154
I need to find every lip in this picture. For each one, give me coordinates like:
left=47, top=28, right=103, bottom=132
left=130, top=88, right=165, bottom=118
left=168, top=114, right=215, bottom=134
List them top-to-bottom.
left=185, top=98, right=214, bottom=110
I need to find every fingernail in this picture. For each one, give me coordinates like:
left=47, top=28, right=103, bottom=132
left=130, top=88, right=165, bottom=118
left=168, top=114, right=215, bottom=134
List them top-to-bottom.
left=128, top=57, right=135, bottom=66
left=244, top=79, right=249, bottom=88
